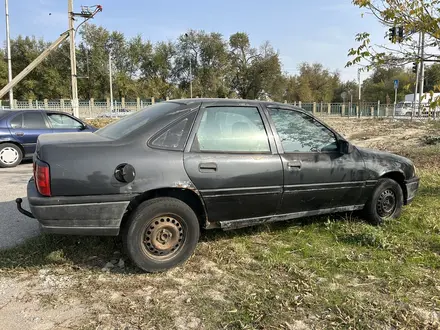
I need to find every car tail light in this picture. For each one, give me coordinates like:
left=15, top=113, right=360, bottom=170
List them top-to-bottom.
left=35, top=161, right=51, bottom=197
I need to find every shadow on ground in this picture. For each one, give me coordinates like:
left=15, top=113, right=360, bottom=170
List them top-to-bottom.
left=0, top=198, right=40, bottom=250
left=0, top=208, right=362, bottom=273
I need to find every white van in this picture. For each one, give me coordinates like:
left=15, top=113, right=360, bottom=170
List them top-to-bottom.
left=395, top=101, right=416, bottom=116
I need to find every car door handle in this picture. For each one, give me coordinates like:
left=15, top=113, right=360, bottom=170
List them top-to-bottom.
left=15, top=132, right=24, bottom=137
left=287, top=160, right=302, bottom=169
left=199, top=162, right=217, bottom=172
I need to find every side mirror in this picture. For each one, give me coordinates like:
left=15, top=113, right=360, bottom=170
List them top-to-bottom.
left=339, top=140, right=354, bottom=154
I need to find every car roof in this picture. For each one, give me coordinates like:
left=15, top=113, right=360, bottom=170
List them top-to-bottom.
left=168, top=98, right=303, bottom=111
left=0, top=109, right=74, bottom=116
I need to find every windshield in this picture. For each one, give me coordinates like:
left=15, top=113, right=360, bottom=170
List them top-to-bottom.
left=95, top=102, right=182, bottom=140
left=396, top=102, right=412, bottom=108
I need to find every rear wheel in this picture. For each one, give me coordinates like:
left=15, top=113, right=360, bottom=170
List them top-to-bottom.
left=0, top=143, right=23, bottom=168
left=363, top=178, right=403, bottom=225
left=123, top=197, right=200, bottom=272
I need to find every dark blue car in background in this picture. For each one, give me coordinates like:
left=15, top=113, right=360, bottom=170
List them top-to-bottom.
left=0, top=110, right=96, bottom=168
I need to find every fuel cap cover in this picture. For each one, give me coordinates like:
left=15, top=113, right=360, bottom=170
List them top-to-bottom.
left=114, top=163, right=136, bottom=183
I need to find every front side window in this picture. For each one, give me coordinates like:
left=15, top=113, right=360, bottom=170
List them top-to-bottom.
left=192, top=106, right=270, bottom=153
left=268, top=108, right=338, bottom=152
left=22, top=112, right=47, bottom=129
left=47, top=113, right=83, bottom=129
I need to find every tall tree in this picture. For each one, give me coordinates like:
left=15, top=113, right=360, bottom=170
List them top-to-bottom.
left=0, top=24, right=372, bottom=103
left=229, top=32, right=283, bottom=100
left=295, top=63, right=340, bottom=102
left=424, top=63, right=440, bottom=92
left=361, top=67, right=414, bottom=103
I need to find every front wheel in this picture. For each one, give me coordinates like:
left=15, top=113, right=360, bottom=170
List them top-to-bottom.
left=362, top=178, right=404, bottom=225
left=123, top=197, right=200, bottom=272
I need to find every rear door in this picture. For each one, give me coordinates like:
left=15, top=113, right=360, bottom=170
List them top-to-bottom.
left=184, top=102, right=283, bottom=222
left=265, top=107, right=367, bottom=214
left=8, top=111, right=52, bottom=156
left=44, top=112, right=86, bottom=133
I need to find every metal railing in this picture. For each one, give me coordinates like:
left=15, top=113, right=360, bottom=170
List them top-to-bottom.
left=1, top=98, right=438, bottom=119
left=1, top=98, right=156, bottom=118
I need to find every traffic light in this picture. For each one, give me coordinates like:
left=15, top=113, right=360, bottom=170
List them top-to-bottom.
left=397, top=26, right=404, bottom=41
left=389, top=27, right=396, bottom=42
left=412, top=62, right=417, bottom=73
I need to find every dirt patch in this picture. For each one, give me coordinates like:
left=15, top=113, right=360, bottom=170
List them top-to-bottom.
left=321, top=117, right=438, bottom=151
left=0, top=276, right=87, bottom=330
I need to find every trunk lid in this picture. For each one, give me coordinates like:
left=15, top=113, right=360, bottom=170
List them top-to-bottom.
left=34, top=132, right=141, bottom=196
left=36, top=132, right=109, bottom=160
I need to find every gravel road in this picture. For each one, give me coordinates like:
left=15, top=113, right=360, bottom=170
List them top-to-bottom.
left=0, top=162, right=40, bottom=249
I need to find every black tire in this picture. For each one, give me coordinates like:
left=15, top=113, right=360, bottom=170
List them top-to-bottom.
left=0, top=143, right=23, bottom=168
left=362, top=178, right=404, bottom=225
left=122, top=197, right=200, bottom=272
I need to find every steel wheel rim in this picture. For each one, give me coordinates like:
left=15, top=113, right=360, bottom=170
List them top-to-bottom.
left=0, top=147, right=18, bottom=165
left=376, top=189, right=396, bottom=217
left=142, top=215, right=186, bottom=261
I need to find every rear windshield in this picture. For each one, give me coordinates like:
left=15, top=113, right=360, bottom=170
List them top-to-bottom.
left=95, top=102, right=183, bottom=140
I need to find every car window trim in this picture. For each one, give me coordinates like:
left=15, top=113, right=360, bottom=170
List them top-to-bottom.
left=185, top=103, right=277, bottom=155
left=263, top=106, right=342, bottom=155
left=147, top=109, right=198, bottom=152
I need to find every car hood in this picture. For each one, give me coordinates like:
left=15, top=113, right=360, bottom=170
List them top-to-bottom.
left=356, top=146, right=415, bottom=180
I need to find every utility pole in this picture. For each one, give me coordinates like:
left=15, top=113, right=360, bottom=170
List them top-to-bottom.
left=5, top=0, right=13, bottom=108
left=68, top=0, right=79, bottom=117
left=0, top=32, right=69, bottom=98
left=412, top=32, right=421, bottom=119
left=418, top=32, right=425, bottom=117
left=184, top=33, right=193, bottom=98
left=109, top=51, right=113, bottom=112
left=189, top=56, right=193, bottom=98
left=357, top=68, right=361, bottom=117
left=393, top=79, right=399, bottom=119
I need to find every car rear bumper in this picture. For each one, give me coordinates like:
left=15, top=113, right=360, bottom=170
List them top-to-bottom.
left=405, top=176, right=420, bottom=204
left=20, top=178, right=135, bottom=236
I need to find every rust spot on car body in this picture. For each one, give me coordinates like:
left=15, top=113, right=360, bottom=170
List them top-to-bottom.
left=173, top=180, right=198, bottom=193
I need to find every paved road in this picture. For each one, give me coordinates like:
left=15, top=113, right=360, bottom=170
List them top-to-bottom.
left=0, top=162, right=40, bottom=249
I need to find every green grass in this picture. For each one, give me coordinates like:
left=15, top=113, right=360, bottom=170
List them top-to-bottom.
left=0, top=148, right=439, bottom=329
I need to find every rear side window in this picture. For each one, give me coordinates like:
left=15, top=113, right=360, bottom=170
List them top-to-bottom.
left=22, top=112, right=47, bottom=129
left=149, top=112, right=196, bottom=151
left=10, top=114, right=23, bottom=129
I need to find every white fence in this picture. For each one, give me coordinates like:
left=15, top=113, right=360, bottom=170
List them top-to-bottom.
left=0, top=98, right=158, bottom=119
left=1, top=98, right=438, bottom=119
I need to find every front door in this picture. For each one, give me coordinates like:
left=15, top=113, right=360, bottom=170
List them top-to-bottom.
left=184, top=103, right=283, bottom=222
left=265, top=107, right=367, bottom=214
left=8, top=111, right=52, bottom=157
